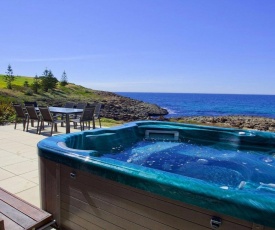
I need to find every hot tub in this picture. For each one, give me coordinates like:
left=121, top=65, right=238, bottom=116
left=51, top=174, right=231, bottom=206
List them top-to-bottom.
left=38, top=121, right=275, bottom=229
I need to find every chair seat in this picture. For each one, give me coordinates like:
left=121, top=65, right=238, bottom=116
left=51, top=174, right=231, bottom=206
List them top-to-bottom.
left=39, top=107, right=65, bottom=136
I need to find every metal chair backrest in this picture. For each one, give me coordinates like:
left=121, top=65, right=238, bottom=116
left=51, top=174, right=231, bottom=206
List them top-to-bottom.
left=24, top=101, right=38, bottom=107
left=64, top=102, right=75, bottom=108
left=75, top=102, right=87, bottom=109
left=94, top=103, right=102, bottom=119
left=13, top=104, right=26, bottom=118
left=25, top=106, right=40, bottom=120
left=80, top=106, right=95, bottom=122
left=39, top=107, right=54, bottom=123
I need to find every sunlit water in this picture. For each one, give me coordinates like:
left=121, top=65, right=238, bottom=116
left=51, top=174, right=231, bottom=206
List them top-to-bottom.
left=117, top=92, right=275, bottom=118
left=102, top=140, right=275, bottom=190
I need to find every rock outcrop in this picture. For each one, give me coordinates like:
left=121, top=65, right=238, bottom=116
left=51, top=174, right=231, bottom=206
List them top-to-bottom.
left=93, top=90, right=168, bottom=121
left=172, top=116, right=275, bottom=132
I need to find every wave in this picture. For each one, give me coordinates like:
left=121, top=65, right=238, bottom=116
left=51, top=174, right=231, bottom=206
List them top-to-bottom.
left=163, top=107, right=177, bottom=115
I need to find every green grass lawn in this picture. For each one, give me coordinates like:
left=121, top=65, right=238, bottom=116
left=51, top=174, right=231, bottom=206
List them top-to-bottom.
left=0, top=74, right=34, bottom=88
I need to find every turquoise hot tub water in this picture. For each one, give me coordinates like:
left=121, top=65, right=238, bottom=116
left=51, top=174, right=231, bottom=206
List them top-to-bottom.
left=37, top=121, right=275, bottom=228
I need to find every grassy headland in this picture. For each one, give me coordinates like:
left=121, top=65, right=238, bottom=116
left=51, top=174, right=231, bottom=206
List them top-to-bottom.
left=0, top=74, right=123, bottom=126
left=0, top=74, right=168, bottom=126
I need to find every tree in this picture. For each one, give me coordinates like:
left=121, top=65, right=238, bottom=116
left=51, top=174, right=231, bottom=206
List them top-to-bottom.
left=4, top=64, right=15, bottom=89
left=39, top=69, right=58, bottom=92
left=60, top=71, right=68, bottom=86
left=31, top=75, right=40, bottom=94
left=23, top=81, right=29, bottom=88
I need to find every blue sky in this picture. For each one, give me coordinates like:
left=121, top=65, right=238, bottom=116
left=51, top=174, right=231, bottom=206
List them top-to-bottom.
left=1, top=1, right=275, bottom=94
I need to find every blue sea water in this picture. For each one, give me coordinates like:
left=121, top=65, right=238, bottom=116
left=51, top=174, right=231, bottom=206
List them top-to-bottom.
left=117, top=92, right=275, bottom=118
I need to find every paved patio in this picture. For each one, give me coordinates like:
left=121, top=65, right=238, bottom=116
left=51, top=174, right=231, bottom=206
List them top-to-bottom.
left=0, top=122, right=91, bottom=229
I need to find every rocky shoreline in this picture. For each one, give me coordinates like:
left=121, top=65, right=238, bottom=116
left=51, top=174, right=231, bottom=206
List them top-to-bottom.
left=93, top=90, right=168, bottom=121
left=93, top=91, right=275, bottom=132
left=170, top=116, right=275, bottom=132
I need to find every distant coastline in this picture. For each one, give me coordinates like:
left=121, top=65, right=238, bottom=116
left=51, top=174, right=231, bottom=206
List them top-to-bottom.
left=116, top=92, right=275, bottom=132
left=117, top=92, right=275, bottom=119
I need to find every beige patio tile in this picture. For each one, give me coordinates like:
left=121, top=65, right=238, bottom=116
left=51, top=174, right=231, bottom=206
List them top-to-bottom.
left=0, top=143, right=32, bottom=152
left=12, top=146, right=38, bottom=159
left=0, top=149, right=13, bottom=157
left=16, top=151, right=38, bottom=160
left=0, top=155, right=29, bottom=167
left=2, top=160, right=38, bottom=175
left=0, top=168, right=15, bottom=181
left=20, top=170, right=39, bottom=184
left=0, top=176, right=37, bottom=194
left=16, top=185, right=40, bottom=207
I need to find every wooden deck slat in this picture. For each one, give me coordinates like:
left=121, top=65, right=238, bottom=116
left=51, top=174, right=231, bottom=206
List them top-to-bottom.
left=0, top=187, right=53, bottom=230
left=0, top=189, right=50, bottom=222
left=0, top=200, right=36, bottom=229
left=0, top=213, right=23, bottom=230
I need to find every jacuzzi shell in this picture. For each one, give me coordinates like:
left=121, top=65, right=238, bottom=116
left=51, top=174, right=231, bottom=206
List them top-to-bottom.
left=38, top=121, right=275, bottom=230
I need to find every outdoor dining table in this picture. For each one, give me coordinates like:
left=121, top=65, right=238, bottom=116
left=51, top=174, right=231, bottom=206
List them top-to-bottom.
left=48, top=107, right=83, bottom=134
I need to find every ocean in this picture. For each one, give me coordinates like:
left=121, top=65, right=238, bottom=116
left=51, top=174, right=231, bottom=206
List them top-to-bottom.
left=116, top=92, right=275, bottom=118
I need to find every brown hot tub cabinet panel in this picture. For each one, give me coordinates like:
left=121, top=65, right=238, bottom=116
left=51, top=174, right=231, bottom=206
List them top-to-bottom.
left=39, top=157, right=271, bottom=230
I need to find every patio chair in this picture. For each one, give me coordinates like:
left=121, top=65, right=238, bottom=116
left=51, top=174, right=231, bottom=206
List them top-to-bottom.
left=24, top=102, right=39, bottom=127
left=64, top=102, right=75, bottom=108
left=71, top=102, right=87, bottom=119
left=75, top=102, right=87, bottom=109
left=12, top=103, right=28, bottom=131
left=89, top=103, right=102, bottom=128
left=93, top=103, right=102, bottom=128
left=25, top=105, right=42, bottom=134
left=70, top=105, right=95, bottom=131
left=39, top=107, right=65, bottom=136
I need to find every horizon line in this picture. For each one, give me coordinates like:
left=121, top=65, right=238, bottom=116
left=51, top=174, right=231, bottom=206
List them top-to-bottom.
left=114, top=91, right=275, bottom=96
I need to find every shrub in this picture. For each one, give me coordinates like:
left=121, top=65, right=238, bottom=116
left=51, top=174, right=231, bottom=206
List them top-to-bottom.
left=24, top=88, right=33, bottom=96
left=0, top=101, right=15, bottom=125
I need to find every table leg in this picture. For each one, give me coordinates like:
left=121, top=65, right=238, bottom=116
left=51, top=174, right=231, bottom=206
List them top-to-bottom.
left=65, top=114, right=70, bottom=133
left=93, top=118, right=95, bottom=129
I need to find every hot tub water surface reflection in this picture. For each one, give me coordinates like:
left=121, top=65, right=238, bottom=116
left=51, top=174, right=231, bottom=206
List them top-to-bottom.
left=102, top=138, right=275, bottom=191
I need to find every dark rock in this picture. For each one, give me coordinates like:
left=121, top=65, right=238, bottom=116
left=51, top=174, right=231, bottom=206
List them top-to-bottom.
left=91, top=90, right=168, bottom=121
left=170, top=115, right=275, bottom=132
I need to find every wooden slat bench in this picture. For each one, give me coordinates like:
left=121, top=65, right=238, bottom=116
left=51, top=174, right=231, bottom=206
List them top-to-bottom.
left=0, top=187, right=54, bottom=230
